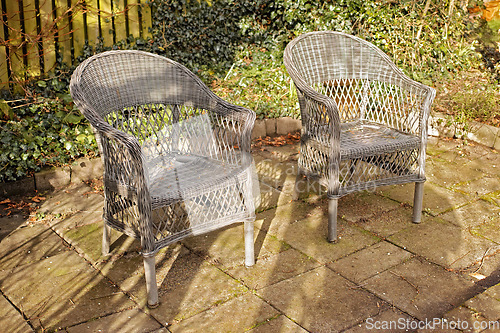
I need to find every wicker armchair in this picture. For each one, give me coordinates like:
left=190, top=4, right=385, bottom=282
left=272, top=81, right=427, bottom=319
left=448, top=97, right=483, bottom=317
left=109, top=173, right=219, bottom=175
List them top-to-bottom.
left=284, top=32, right=436, bottom=242
left=70, top=50, right=257, bottom=308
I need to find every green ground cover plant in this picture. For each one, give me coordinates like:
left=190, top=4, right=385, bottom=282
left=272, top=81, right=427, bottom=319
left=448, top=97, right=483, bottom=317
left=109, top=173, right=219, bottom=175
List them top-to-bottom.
left=1, top=0, right=499, bottom=182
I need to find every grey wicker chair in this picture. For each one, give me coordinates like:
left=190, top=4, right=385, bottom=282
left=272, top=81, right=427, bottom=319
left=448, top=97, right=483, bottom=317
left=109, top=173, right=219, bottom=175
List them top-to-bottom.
left=284, top=31, right=436, bottom=242
left=70, top=50, right=257, bottom=308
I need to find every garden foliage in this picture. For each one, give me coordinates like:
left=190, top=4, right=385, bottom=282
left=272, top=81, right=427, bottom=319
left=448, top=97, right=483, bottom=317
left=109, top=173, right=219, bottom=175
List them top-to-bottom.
left=0, top=0, right=497, bottom=182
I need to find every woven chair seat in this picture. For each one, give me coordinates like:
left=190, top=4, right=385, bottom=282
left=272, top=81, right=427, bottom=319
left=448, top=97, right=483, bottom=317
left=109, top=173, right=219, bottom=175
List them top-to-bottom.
left=307, top=121, right=421, bottom=160
left=146, top=153, right=246, bottom=205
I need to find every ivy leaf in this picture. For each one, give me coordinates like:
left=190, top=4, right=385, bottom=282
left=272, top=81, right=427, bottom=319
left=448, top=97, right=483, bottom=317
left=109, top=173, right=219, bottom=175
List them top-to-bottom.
left=63, top=113, right=84, bottom=124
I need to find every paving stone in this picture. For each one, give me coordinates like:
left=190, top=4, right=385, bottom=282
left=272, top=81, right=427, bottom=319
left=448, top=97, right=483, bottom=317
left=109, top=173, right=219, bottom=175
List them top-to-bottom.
left=4, top=138, right=498, bottom=332
left=425, top=138, right=461, bottom=162
left=426, top=138, right=475, bottom=164
left=453, top=141, right=494, bottom=161
left=476, top=150, right=500, bottom=177
left=253, top=152, right=322, bottom=202
left=253, top=155, right=298, bottom=192
left=426, top=159, right=485, bottom=189
left=292, top=176, right=325, bottom=203
left=452, top=176, right=500, bottom=199
left=256, top=182, right=293, bottom=213
left=377, top=182, right=472, bottom=216
left=39, top=183, right=104, bottom=215
left=338, top=191, right=401, bottom=224
left=482, top=191, right=500, bottom=207
left=254, top=200, right=314, bottom=237
left=441, top=200, right=500, bottom=228
left=260, top=202, right=380, bottom=264
left=353, top=206, right=417, bottom=238
left=48, top=210, right=103, bottom=234
left=389, top=217, right=499, bottom=270
left=471, top=221, right=500, bottom=245
left=63, top=222, right=140, bottom=264
left=0, top=223, right=69, bottom=270
left=182, top=223, right=288, bottom=270
left=328, top=241, right=413, bottom=283
left=95, top=243, right=242, bottom=323
left=97, top=243, right=187, bottom=303
left=461, top=247, right=500, bottom=292
left=226, top=248, right=320, bottom=290
left=0, top=251, right=134, bottom=331
left=147, top=252, right=249, bottom=324
left=363, top=257, right=475, bottom=319
left=257, top=266, right=382, bottom=333
left=485, top=282, right=500, bottom=300
left=169, top=292, right=279, bottom=333
left=0, top=293, right=34, bottom=333
left=464, top=293, right=500, bottom=320
left=343, top=306, right=414, bottom=333
left=443, top=306, right=491, bottom=333
left=67, top=308, right=162, bottom=333
left=249, top=314, right=308, bottom=332
left=417, top=324, right=463, bottom=333
left=476, top=327, right=500, bottom=332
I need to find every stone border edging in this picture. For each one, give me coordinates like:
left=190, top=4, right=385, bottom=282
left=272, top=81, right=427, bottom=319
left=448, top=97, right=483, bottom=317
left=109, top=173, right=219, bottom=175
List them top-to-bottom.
left=429, top=113, right=500, bottom=150
left=1, top=115, right=497, bottom=197
left=251, top=117, right=302, bottom=138
left=0, top=157, right=103, bottom=196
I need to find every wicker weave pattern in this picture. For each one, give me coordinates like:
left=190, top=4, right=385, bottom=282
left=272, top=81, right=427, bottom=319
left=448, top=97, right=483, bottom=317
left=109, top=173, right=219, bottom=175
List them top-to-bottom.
left=285, top=32, right=435, bottom=199
left=70, top=50, right=256, bottom=306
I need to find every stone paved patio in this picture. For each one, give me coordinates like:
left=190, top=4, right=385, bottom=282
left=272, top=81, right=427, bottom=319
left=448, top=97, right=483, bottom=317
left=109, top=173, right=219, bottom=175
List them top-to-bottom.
left=0, top=136, right=499, bottom=332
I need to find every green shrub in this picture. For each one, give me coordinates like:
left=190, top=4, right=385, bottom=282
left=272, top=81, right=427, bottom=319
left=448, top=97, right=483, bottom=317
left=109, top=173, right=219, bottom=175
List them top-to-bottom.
left=437, top=74, right=500, bottom=128
left=0, top=79, right=97, bottom=182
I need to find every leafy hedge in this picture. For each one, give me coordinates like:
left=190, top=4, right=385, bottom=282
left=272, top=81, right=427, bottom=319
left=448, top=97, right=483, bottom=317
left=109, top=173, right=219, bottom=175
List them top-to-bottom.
left=0, top=0, right=495, bottom=182
left=0, top=75, right=98, bottom=182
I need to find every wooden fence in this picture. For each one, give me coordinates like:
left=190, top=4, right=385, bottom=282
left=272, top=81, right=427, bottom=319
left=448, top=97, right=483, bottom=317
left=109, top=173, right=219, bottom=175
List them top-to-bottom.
left=0, top=0, right=153, bottom=91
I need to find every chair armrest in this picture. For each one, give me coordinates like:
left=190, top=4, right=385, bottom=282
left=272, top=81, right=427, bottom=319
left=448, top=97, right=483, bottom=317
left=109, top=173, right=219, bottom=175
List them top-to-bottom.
left=365, top=60, right=436, bottom=137
left=293, top=82, right=341, bottom=146
left=210, top=101, right=256, bottom=167
left=218, top=103, right=255, bottom=151
left=86, top=112, right=156, bottom=253
left=94, top=121, right=149, bottom=194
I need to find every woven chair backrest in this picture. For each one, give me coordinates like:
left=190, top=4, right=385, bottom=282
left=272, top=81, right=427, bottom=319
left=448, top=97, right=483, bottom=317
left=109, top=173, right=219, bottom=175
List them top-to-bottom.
left=287, top=32, right=401, bottom=85
left=73, top=50, right=216, bottom=121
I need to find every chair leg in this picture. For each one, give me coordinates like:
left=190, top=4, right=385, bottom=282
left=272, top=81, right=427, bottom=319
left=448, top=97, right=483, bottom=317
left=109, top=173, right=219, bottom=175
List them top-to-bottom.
left=413, top=182, right=424, bottom=224
left=328, top=198, right=338, bottom=243
left=244, top=221, right=255, bottom=267
left=102, top=224, right=111, bottom=256
left=143, top=255, right=159, bottom=308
